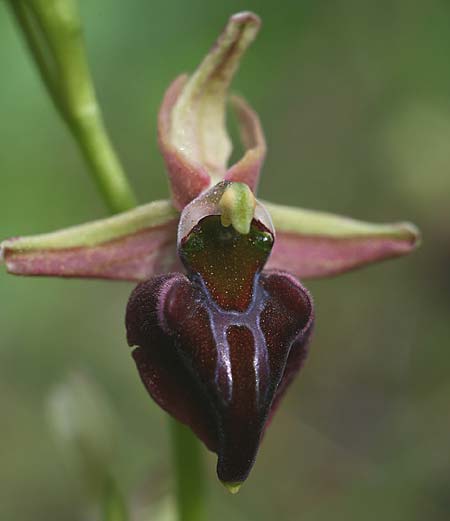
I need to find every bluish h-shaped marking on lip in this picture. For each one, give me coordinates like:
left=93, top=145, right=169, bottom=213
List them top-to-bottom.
left=195, top=272, right=270, bottom=405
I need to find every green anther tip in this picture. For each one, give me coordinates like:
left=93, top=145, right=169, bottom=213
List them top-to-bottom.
left=219, top=182, right=256, bottom=235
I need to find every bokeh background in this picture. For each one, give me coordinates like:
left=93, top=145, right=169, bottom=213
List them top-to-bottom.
left=1, top=1, right=450, bottom=520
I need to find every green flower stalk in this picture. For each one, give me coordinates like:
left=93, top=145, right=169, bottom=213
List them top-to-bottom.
left=7, top=0, right=136, bottom=213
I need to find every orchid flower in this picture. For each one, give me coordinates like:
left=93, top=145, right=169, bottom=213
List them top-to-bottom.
left=1, top=12, right=420, bottom=492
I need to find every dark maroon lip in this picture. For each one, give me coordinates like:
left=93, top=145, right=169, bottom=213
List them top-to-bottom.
left=126, top=199, right=313, bottom=484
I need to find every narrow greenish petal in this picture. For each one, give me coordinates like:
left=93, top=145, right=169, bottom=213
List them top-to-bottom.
left=225, top=95, right=266, bottom=193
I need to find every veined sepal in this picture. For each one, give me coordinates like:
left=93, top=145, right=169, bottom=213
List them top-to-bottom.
left=158, top=12, right=266, bottom=210
left=0, top=201, right=180, bottom=280
left=264, top=201, right=421, bottom=278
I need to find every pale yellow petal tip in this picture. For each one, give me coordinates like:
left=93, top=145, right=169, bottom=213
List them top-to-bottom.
left=230, top=11, right=261, bottom=30
left=389, top=221, right=421, bottom=249
left=402, top=222, right=422, bottom=249
left=0, top=239, right=13, bottom=265
left=222, top=481, right=242, bottom=494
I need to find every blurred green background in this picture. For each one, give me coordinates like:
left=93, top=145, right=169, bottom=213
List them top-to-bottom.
left=1, top=1, right=450, bottom=520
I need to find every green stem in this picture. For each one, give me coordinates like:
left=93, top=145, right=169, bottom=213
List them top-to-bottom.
left=9, top=0, right=137, bottom=213
left=7, top=1, right=68, bottom=120
left=67, top=111, right=137, bottom=213
left=171, top=420, right=206, bottom=521
left=102, top=475, right=128, bottom=521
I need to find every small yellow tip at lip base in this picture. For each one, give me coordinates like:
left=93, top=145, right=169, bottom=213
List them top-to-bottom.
left=221, top=481, right=243, bottom=494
